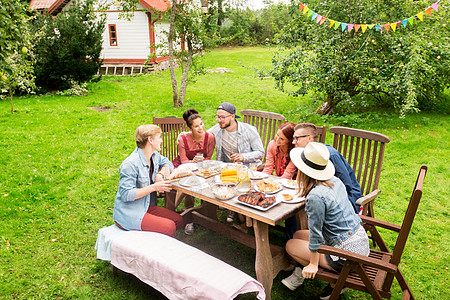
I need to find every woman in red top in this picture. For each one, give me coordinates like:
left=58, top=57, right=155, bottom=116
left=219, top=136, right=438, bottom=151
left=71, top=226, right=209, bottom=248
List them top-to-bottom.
left=172, top=109, right=215, bottom=235
left=172, top=109, right=215, bottom=167
left=262, top=122, right=296, bottom=178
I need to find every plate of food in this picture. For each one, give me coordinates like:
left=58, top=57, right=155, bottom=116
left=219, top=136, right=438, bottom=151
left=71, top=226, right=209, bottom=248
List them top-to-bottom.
left=249, top=171, right=268, bottom=180
left=179, top=175, right=206, bottom=187
left=280, top=178, right=298, bottom=189
left=254, top=179, right=283, bottom=194
left=210, top=184, right=236, bottom=200
left=276, top=189, right=305, bottom=204
left=237, top=192, right=280, bottom=211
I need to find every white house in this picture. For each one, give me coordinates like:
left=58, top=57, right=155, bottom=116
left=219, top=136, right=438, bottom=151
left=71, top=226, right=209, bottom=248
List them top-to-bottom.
left=29, top=0, right=177, bottom=75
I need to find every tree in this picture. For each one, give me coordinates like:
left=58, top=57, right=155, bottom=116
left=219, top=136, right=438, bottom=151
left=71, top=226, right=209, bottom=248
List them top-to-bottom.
left=0, top=0, right=34, bottom=113
left=30, top=0, right=105, bottom=91
left=271, top=0, right=450, bottom=115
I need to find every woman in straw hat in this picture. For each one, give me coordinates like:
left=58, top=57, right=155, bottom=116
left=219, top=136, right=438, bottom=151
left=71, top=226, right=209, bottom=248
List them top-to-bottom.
left=281, top=142, right=369, bottom=299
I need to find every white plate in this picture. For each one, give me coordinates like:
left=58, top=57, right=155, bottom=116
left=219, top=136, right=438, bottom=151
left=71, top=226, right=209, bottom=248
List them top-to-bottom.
left=178, top=162, right=198, bottom=172
left=249, top=171, right=268, bottom=180
left=179, top=175, right=206, bottom=187
left=280, top=178, right=298, bottom=189
left=254, top=180, right=283, bottom=194
left=277, top=190, right=305, bottom=204
left=236, top=197, right=281, bottom=211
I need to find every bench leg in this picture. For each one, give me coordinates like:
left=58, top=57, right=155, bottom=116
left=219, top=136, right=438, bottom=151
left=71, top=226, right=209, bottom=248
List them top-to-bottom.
left=254, top=220, right=273, bottom=300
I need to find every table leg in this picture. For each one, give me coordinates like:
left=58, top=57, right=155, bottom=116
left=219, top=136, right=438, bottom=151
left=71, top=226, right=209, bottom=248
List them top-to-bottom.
left=253, top=220, right=273, bottom=300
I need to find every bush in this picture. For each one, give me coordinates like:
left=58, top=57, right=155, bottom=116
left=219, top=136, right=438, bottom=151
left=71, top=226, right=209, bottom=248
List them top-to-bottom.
left=31, top=0, right=105, bottom=91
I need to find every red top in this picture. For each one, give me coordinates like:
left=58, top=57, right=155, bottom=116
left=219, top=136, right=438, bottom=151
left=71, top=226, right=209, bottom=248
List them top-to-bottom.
left=172, top=132, right=215, bottom=168
left=262, top=140, right=297, bottom=179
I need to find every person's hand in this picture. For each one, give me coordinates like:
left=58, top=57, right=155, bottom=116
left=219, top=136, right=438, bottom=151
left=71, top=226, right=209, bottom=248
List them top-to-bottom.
left=230, top=153, right=243, bottom=162
left=158, top=166, right=171, bottom=179
left=152, top=180, right=172, bottom=193
left=302, top=263, right=318, bottom=279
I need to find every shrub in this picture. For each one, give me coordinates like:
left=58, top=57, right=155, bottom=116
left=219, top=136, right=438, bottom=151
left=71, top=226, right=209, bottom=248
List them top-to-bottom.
left=31, top=0, right=105, bottom=91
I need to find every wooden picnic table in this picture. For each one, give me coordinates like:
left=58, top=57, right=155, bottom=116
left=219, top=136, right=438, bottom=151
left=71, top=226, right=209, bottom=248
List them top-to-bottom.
left=170, top=171, right=306, bottom=300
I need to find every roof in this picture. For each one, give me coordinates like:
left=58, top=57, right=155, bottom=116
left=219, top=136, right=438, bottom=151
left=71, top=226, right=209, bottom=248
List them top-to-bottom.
left=29, top=0, right=171, bottom=13
left=29, top=0, right=56, bottom=10
left=140, top=0, right=170, bottom=11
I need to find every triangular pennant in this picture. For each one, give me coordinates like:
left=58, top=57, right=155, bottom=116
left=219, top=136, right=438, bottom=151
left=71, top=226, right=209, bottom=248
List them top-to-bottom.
left=299, top=3, right=304, bottom=12
left=432, top=3, right=439, bottom=12
left=302, top=7, right=309, bottom=15
left=425, top=7, right=432, bottom=16
left=307, top=10, right=313, bottom=17
left=312, top=12, right=317, bottom=21
left=417, top=12, right=424, bottom=21
left=316, top=15, right=322, bottom=23
left=320, top=17, right=327, bottom=25
left=408, top=17, right=414, bottom=25
left=402, top=19, right=408, bottom=28
left=329, top=20, right=335, bottom=28
left=334, top=22, right=341, bottom=30
left=341, top=23, right=347, bottom=32
left=391, top=23, right=397, bottom=32
left=348, top=24, right=354, bottom=33
left=354, top=24, right=361, bottom=32
left=368, top=24, right=375, bottom=30
left=384, top=24, right=390, bottom=33
left=361, top=25, right=368, bottom=33
left=375, top=25, right=380, bottom=31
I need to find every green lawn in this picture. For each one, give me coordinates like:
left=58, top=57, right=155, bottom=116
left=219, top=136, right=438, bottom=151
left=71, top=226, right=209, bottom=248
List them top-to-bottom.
left=0, top=46, right=448, bottom=299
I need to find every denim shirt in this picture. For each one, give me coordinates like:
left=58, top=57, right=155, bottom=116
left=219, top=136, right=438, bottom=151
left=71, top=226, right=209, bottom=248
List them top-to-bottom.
left=208, top=121, right=265, bottom=165
left=113, top=147, right=173, bottom=231
left=306, top=176, right=362, bottom=252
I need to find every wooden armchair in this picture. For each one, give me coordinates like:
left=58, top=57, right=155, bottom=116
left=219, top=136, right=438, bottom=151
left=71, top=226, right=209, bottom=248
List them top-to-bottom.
left=240, top=109, right=285, bottom=158
left=153, top=116, right=188, bottom=162
left=316, top=125, right=327, bottom=143
left=330, top=126, right=390, bottom=218
left=315, top=165, right=427, bottom=300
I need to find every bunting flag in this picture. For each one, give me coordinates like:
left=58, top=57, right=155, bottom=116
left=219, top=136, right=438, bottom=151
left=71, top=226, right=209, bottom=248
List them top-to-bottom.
left=297, top=1, right=442, bottom=34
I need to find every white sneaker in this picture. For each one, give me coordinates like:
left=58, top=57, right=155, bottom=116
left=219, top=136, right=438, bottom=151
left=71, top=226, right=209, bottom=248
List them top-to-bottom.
left=226, top=211, right=236, bottom=223
left=184, top=223, right=195, bottom=235
left=281, top=267, right=304, bottom=291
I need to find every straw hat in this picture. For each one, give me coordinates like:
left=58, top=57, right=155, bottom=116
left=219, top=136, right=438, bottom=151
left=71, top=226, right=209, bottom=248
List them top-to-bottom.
left=290, top=142, right=335, bottom=181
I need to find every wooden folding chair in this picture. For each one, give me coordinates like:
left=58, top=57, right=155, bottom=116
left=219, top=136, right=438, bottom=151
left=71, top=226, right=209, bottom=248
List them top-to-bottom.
left=240, top=109, right=285, bottom=158
left=152, top=116, right=188, bottom=162
left=330, top=126, right=390, bottom=218
left=315, top=165, right=427, bottom=300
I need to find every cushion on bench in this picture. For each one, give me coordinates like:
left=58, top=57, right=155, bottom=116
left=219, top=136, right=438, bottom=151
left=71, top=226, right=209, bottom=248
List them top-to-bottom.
left=95, top=225, right=265, bottom=300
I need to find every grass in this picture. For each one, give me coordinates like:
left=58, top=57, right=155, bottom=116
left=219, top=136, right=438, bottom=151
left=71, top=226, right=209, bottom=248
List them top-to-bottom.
left=0, top=46, right=449, bottom=299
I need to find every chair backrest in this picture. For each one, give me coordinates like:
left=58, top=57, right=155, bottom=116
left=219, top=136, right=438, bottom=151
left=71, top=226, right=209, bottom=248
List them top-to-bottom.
left=240, top=109, right=285, bottom=154
left=153, top=116, right=188, bottom=161
left=315, top=125, right=327, bottom=144
left=330, top=126, right=390, bottom=196
left=383, top=165, right=427, bottom=290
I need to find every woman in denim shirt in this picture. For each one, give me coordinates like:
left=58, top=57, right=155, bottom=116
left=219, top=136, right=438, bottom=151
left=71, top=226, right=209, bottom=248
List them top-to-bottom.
left=113, top=124, right=183, bottom=236
left=281, top=143, right=369, bottom=299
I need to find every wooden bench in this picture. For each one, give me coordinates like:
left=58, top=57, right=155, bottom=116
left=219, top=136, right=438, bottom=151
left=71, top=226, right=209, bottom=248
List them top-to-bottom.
left=95, top=225, right=265, bottom=300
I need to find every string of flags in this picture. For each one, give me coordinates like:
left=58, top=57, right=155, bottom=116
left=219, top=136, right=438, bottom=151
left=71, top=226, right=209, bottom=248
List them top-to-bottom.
left=298, top=1, right=442, bottom=34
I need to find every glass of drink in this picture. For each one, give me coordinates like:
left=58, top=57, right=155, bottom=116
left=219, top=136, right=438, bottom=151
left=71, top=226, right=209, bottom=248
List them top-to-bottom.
left=236, top=165, right=251, bottom=193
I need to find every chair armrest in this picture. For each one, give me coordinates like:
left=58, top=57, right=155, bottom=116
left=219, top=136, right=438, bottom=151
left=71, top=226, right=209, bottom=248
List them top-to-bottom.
left=356, top=189, right=381, bottom=206
left=360, top=215, right=401, bottom=233
left=317, top=245, right=397, bottom=273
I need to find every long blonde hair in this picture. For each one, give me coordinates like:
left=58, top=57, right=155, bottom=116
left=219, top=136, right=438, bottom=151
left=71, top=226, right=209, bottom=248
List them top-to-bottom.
left=135, top=124, right=161, bottom=148
left=296, top=169, right=334, bottom=197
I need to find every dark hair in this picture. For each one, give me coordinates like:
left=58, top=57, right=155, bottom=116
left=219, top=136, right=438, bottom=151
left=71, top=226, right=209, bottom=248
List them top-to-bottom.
left=182, top=108, right=201, bottom=128
left=279, top=122, right=296, bottom=162
left=294, top=122, right=318, bottom=141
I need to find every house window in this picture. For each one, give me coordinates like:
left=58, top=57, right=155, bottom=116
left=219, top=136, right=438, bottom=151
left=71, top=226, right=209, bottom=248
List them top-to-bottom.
left=109, top=24, right=118, bottom=46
